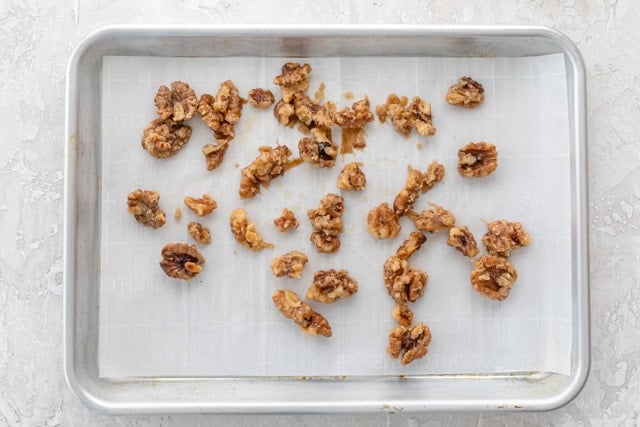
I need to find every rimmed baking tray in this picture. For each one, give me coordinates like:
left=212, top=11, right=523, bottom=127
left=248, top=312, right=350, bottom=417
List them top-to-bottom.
left=64, top=25, right=589, bottom=414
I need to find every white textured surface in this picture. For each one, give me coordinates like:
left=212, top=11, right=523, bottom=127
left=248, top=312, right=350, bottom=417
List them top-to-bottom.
left=0, top=0, right=637, bottom=424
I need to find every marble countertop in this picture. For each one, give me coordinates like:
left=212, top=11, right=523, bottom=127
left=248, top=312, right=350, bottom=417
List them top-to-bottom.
left=1, top=0, right=637, bottom=424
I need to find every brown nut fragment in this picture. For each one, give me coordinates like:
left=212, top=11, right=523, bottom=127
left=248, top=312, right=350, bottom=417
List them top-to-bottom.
left=273, top=62, right=312, bottom=102
left=445, top=76, right=485, bottom=108
left=198, top=80, right=246, bottom=144
left=154, top=81, right=197, bottom=122
left=248, top=88, right=276, bottom=108
left=293, top=92, right=335, bottom=129
left=376, top=94, right=436, bottom=137
left=410, top=97, right=436, bottom=136
left=273, top=98, right=298, bottom=127
left=334, top=98, right=374, bottom=129
left=141, top=118, right=192, bottom=158
left=298, top=127, right=338, bottom=168
left=202, top=142, right=229, bottom=171
left=457, top=142, right=498, bottom=178
left=239, top=145, right=294, bottom=199
left=336, top=162, right=366, bottom=191
left=393, top=162, right=445, bottom=217
left=127, top=189, right=166, bottom=229
left=184, top=194, right=217, bottom=217
left=308, top=194, right=344, bottom=253
left=367, top=202, right=401, bottom=239
left=413, top=205, right=456, bottom=233
left=174, top=207, right=182, bottom=221
left=230, top=208, right=274, bottom=251
left=273, top=208, right=299, bottom=232
left=482, top=220, right=532, bottom=257
left=187, top=221, right=212, bottom=245
left=447, top=226, right=479, bottom=257
left=395, top=231, right=427, bottom=260
left=310, top=232, right=341, bottom=253
left=159, top=242, right=205, bottom=280
left=270, top=250, right=309, bottom=278
left=383, top=255, right=428, bottom=304
left=470, top=255, right=518, bottom=301
left=306, top=269, right=358, bottom=303
left=272, top=289, right=332, bottom=337
left=392, top=304, right=413, bottom=327
left=387, top=322, right=431, bottom=365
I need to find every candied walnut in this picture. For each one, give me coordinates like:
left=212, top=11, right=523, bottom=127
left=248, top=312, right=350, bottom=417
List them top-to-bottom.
left=273, top=62, right=312, bottom=102
left=445, top=76, right=485, bottom=108
left=198, top=80, right=246, bottom=144
left=154, top=81, right=197, bottom=122
left=248, top=88, right=275, bottom=108
left=293, top=92, right=334, bottom=129
left=376, top=94, right=436, bottom=137
left=410, top=97, right=436, bottom=136
left=273, top=98, right=297, bottom=127
left=334, top=98, right=374, bottom=129
left=141, top=118, right=192, bottom=158
left=298, top=127, right=338, bottom=168
left=202, top=142, right=229, bottom=171
left=457, top=142, right=498, bottom=178
left=239, top=145, right=294, bottom=199
left=336, top=162, right=366, bottom=191
left=393, top=162, right=445, bottom=217
left=127, top=189, right=166, bottom=229
left=184, top=194, right=217, bottom=217
left=308, top=194, right=344, bottom=253
left=367, top=202, right=401, bottom=239
left=413, top=205, right=456, bottom=233
left=174, top=207, right=182, bottom=221
left=230, top=208, right=274, bottom=251
left=274, top=208, right=299, bottom=232
left=482, top=220, right=532, bottom=257
left=187, top=221, right=212, bottom=245
left=447, top=226, right=479, bottom=257
left=395, top=231, right=427, bottom=260
left=310, top=232, right=341, bottom=253
left=159, top=242, right=205, bottom=280
left=270, top=251, right=309, bottom=278
left=470, top=255, right=518, bottom=301
left=383, top=256, right=428, bottom=304
left=306, top=269, right=358, bottom=303
left=272, top=289, right=332, bottom=337
left=392, top=304, right=413, bottom=327
left=387, top=323, right=431, bottom=365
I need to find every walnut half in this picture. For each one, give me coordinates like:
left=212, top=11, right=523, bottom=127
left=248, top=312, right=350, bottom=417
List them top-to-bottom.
left=445, top=76, right=485, bottom=108
left=154, top=81, right=197, bottom=122
left=248, top=88, right=276, bottom=108
left=141, top=118, right=192, bottom=159
left=457, top=142, right=498, bottom=178
left=127, top=189, right=166, bottom=229
left=367, top=202, right=401, bottom=239
left=273, top=208, right=299, bottom=232
left=482, top=220, right=532, bottom=257
left=159, top=243, right=205, bottom=280
left=270, top=251, right=309, bottom=278
left=383, top=255, right=428, bottom=304
left=470, top=255, right=518, bottom=301
left=306, top=269, right=358, bottom=303
left=272, top=289, right=332, bottom=337
left=387, top=322, right=432, bottom=365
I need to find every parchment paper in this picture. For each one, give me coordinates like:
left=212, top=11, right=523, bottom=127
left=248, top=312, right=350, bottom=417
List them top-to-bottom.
left=99, top=54, right=572, bottom=378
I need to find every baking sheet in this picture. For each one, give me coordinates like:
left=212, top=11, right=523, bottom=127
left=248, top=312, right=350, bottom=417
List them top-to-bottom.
left=99, top=54, right=572, bottom=378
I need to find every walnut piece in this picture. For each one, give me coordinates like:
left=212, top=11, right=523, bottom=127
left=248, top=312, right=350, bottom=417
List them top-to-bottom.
left=273, top=62, right=312, bottom=102
left=445, top=76, right=485, bottom=108
left=198, top=80, right=246, bottom=144
left=154, top=81, right=197, bottom=122
left=248, top=88, right=276, bottom=108
left=293, top=92, right=335, bottom=129
left=375, top=94, right=436, bottom=137
left=410, top=96, right=436, bottom=136
left=273, top=98, right=298, bottom=127
left=334, top=98, right=374, bottom=129
left=141, top=118, right=192, bottom=158
left=298, top=127, right=338, bottom=168
left=202, top=142, right=229, bottom=171
left=457, top=142, right=498, bottom=178
left=239, top=145, right=294, bottom=199
left=336, top=162, right=366, bottom=191
left=393, top=162, right=445, bottom=217
left=127, top=189, right=166, bottom=229
left=308, top=193, right=344, bottom=253
left=184, top=194, right=217, bottom=217
left=366, top=202, right=401, bottom=239
left=412, top=205, right=456, bottom=233
left=174, top=207, right=182, bottom=221
left=230, top=208, right=274, bottom=251
left=273, top=208, right=299, bottom=232
left=482, top=220, right=532, bottom=257
left=187, top=221, right=212, bottom=244
left=447, top=226, right=479, bottom=257
left=395, top=231, right=427, bottom=260
left=310, top=232, right=341, bottom=253
left=159, top=242, right=205, bottom=280
left=270, top=250, right=309, bottom=278
left=383, top=255, right=428, bottom=304
left=470, top=255, right=518, bottom=301
left=306, top=269, right=358, bottom=303
left=272, top=289, right=332, bottom=337
left=392, top=304, right=413, bottom=327
left=387, top=323, right=431, bottom=365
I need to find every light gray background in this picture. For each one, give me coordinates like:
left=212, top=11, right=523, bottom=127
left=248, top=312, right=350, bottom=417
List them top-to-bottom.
left=0, top=0, right=635, bottom=425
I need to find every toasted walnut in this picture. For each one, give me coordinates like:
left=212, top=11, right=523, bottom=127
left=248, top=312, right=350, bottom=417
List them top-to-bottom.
left=273, top=62, right=312, bottom=102
left=445, top=76, right=485, bottom=108
left=198, top=80, right=246, bottom=144
left=154, top=81, right=197, bottom=122
left=248, top=88, right=275, bottom=108
left=293, top=92, right=334, bottom=129
left=376, top=94, right=436, bottom=137
left=410, top=97, right=436, bottom=136
left=273, top=98, right=297, bottom=127
left=334, top=98, right=374, bottom=129
left=141, top=118, right=192, bottom=158
left=298, top=127, right=338, bottom=168
left=202, top=142, right=229, bottom=171
left=457, top=142, right=498, bottom=178
left=239, top=145, right=294, bottom=199
left=336, top=162, right=366, bottom=191
left=393, top=162, right=445, bottom=217
left=127, top=189, right=166, bottom=229
left=184, top=194, right=217, bottom=217
left=308, top=194, right=344, bottom=253
left=367, top=202, right=401, bottom=239
left=413, top=205, right=456, bottom=233
left=174, top=207, right=182, bottom=221
left=230, top=208, right=274, bottom=251
left=274, top=208, right=299, bottom=232
left=482, top=220, right=531, bottom=257
left=187, top=221, right=212, bottom=245
left=447, top=226, right=479, bottom=257
left=395, top=231, right=427, bottom=260
left=309, top=232, right=341, bottom=253
left=159, top=242, right=205, bottom=280
left=270, top=251, right=309, bottom=278
left=383, top=255, right=428, bottom=304
left=471, top=255, right=518, bottom=301
left=306, top=269, right=358, bottom=303
left=272, top=289, right=332, bottom=337
left=392, top=304, right=413, bottom=327
left=387, top=323, right=431, bottom=365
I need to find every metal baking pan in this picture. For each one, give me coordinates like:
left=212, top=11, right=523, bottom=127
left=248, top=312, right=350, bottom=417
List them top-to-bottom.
left=64, top=25, right=589, bottom=414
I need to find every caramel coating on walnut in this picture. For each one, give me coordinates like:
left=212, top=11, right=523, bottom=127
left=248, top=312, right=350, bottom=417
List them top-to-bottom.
left=273, top=62, right=312, bottom=102
left=445, top=76, right=485, bottom=108
left=198, top=80, right=245, bottom=144
left=154, top=81, right=197, bottom=122
left=248, top=88, right=275, bottom=108
left=293, top=92, right=335, bottom=129
left=375, top=94, right=436, bottom=137
left=410, top=96, right=436, bottom=136
left=273, top=98, right=297, bottom=127
left=334, top=98, right=374, bottom=129
left=141, top=118, right=192, bottom=158
left=298, top=127, right=338, bottom=168
left=202, top=142, right=229, bottom=171
left=458, top=142, right=498, bottom=178
left=239, top=145, right=294, bottom=199
left=336, top=162, right=366, bottom=191
left=393, top=162, right=445, bottom=217
left=127, top=189, right=166, bottom=229
left=184, top=194, right=217, bottom=217
left=308, top=194, right=344, bottom=253
left=367, top=202, right=401, bottom=239
left=413, top=205, right=456, bottom=233
left=230, top=208, right=274, bottom=251
left=273, top=208, right=299, bottom=232
left=482, top=220, right=532, bottom=257
left=187, top=221, right=212, bottom=245
left=447, top=226, right=479, bottom=257
left=395, top=231, right=427, bottom=260
left=310, top=232, right=341, bottom=253
left=159, top=242, right=205, bottom=280
left=270, top=251, right=309, bottom=278
left=383, top=255, right=428, bottom=304
left=471, top=255, right=518, bottom=301
left=306, top=269, right=358, bottom=303
left=272, top=289, right=332, bottom=337
left=392, top=305, right=413, bottom=327
left=387, top=322, right=431, bottom=365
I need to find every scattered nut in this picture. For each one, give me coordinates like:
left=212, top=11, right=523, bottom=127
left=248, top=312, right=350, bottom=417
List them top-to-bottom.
left=273, top=62, right=312, bottom=102
left=445, top=76, right=485, bottom=108
left=198, top=80, right=246, bottom=144
left=154, top=81, right=197, bottom=122
left=248, top=88, right=276, bottom=108
left=293, top=92, right=335, bottom=129
left=376, top=94, right=436, bottom=137
left=410, top=96, right=436, bottom=136
left=273, top=98, right=297, bottom=127
left=334, top=98, right=374, bottom=129
left=141, top=118, right=192, bottom=158
left=298, top=127, right=338, bottom=168
left=202, top=142, right=229, bottom=171
left=457, top=142, right=498, bottom=178
left=239, top=145, right=295, bottom=199
left=336, top=162, right=366, bottom=191
left=393, top=162, right=445, bottom=217
left=127, top=189, right=166, bottom=229
left=184, top=194, right=217, bottom=217
left=308, top=194, right=344, bottom=253
left=367, top=202, right=401, bottom=239
left=412, top=205, right=456, bottom=233
left=174, top=207, right=182, bottom=221
left=230, top=208, right=274, bottom=251
left=273, top=208, right=299, bottom=232
left=482, top=220, right=532, bottom=257
left=187, top=221, right=212, bottom=245
left=447, top=226, right=479, bottom=257
left=395, top=231, right=427, bottom=260
left=309, top=232, right=341, bottom=253
left=159, top=242, right=205, bottom=280
left=270, top=250, right=309, bottom=278
left=383, top=255, right=428, bottom=304
left=470, top=255, right=518, bottom=301
left=306, top=269, right=358, bottom=303
left=272, top=289, right=332, bottom=337
left=392, top=304, right=413, bottom=327
left=387, top=322, right=432, bottom=365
